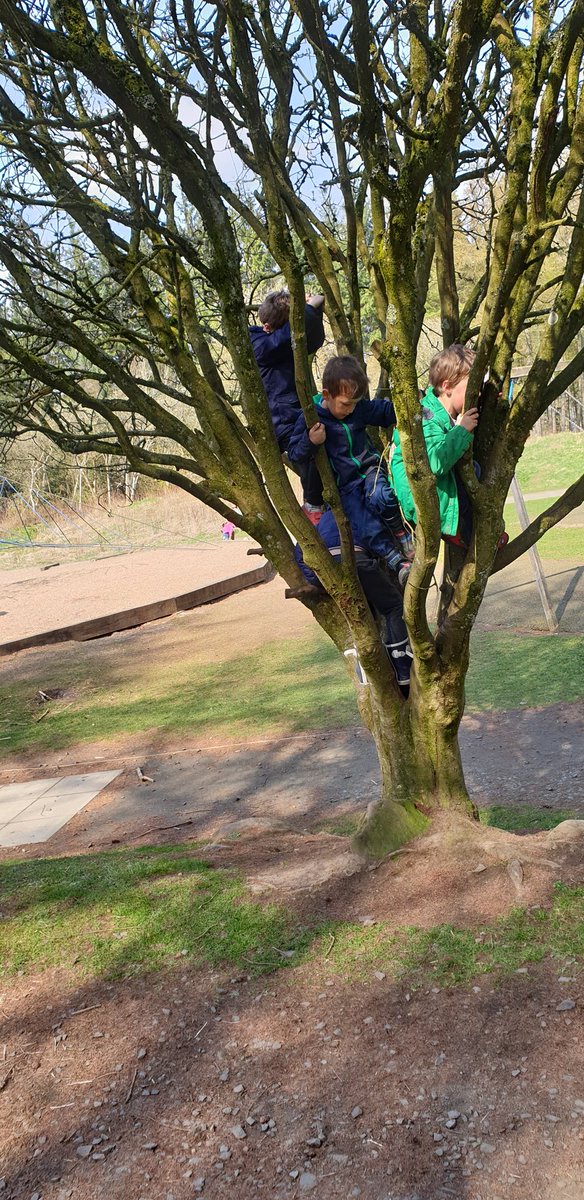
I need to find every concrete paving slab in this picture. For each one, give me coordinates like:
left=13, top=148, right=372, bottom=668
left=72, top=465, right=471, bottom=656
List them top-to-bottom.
left=0, top=770, right=121, bottom=847
left=41, top=770, right=121, bottom=798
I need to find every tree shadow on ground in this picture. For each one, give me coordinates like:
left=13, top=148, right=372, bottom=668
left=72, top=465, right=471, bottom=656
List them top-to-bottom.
left=1, top=854, right=583, bottom=1200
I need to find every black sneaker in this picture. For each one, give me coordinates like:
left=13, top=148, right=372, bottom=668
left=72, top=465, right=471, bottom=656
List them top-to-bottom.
left=385, top=638, right=413, bottom=689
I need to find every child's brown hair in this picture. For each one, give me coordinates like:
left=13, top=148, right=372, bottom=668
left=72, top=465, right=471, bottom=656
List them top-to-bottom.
left=257, top=289, right=290, bottom=330
left=429, top=344, right=475, bottom=394
left=322, top=355, right=368, bottom=399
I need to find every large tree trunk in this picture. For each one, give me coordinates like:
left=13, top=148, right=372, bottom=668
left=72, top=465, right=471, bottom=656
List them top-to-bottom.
left=348, top=646, right=476, bottom=858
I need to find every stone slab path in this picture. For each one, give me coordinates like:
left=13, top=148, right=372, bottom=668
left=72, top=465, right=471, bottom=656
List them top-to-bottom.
left=0, top=770, right=121, bottom=847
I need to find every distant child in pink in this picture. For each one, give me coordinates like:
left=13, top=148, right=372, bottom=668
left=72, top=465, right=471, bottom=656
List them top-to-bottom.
left=221, top=521, right=235, bottom=541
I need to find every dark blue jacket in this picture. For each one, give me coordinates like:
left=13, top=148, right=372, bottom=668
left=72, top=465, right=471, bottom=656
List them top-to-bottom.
left=249, top=304, right=325, bottom=448
left=287, top=394, right=396, bottom=492
left=293, top=505, right=396, bottom=584
left=293, top=510, right=359, bottom=586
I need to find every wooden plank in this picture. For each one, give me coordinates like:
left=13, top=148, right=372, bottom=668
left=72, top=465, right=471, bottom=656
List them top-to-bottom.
left=0, top=561, right=272, bottom=657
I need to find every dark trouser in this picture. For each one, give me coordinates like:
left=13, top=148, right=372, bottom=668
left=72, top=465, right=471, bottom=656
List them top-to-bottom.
left=281, top=441, right=324, bottom=507
left=298, top=457, right=324, bottom=507
left=363, top=467, right=406, bottom=537
left=356, top=551, right=407, bottom=646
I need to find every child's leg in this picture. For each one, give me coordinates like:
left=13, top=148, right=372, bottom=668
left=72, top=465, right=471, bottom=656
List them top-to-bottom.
left=364, top=468, right=414, bottom=557
left=356, top=552, right=412, bottom=689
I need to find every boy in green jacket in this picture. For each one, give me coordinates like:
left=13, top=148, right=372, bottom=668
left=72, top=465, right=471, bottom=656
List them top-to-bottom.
left=391, top=344, right=479, bottom=546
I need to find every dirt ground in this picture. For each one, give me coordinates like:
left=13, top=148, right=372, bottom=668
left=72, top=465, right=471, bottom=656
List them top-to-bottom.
left=1, top=540, right=583, bottom=646
left=1, top=549, right=584, bottom=1199
left=1, top=822, right=584, bottom=1200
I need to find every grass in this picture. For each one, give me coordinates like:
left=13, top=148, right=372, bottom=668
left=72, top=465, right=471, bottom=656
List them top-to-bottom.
left=515, top=432, right=584, bottom=495
left=503, top=493, right=583, bottom=559
left=2, top=627, right=583, bottom=755
left=480, top=804, right=576, bottom=833
left=1, top=838, right=583, bottom=991
left=0, top=844, right=308, bottom=979
left=317, top=881, right=584, bottom=987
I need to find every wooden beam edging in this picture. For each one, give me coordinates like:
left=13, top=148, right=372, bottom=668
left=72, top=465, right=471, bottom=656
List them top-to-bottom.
left=0, top=562, right=273, bottom=657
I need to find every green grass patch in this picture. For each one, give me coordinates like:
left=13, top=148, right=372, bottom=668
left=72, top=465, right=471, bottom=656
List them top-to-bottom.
left=515, top=433, right=584, bottom=495
left=2, top=628, right=584, bottom=755
left=465, top=630, right=584, bottom=710
left=480, top=804, right=575, bottom=833
left=0, top=844, right=309, bottom=980
left=2, top=844, right=584, bottom=992
left=314, top=882, right=584, bottom=987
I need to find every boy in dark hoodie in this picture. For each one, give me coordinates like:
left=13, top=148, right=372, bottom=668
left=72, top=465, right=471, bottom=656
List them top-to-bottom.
left=249, top=289, right=326, bottom=523
left=287, top=355, right=412, bottom=583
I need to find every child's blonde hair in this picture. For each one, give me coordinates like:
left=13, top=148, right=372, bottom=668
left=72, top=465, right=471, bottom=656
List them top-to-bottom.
left=429, top=344, right=475, bottom=394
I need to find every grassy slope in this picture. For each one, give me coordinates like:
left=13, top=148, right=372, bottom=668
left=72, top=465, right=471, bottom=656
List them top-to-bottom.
left=515, top=432, right=584, bottom=494
left=2, top=627, right=583, bottom=755
left=1, top=837, right=583, bottom=988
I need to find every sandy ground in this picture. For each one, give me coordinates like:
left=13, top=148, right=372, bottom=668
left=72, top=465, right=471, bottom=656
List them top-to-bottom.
left=0, top=539, right=582, bottom=649
left=0, top=541, right=260, bottom=643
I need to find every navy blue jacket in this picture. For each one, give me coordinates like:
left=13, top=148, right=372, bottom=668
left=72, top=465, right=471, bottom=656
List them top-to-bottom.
left=249, top=304, right=325, bottom=449
left=287, top=394, right=396, bottom=492
left=293, top=502, right=398, bottom=583
left=293, top=510, right=361, bottom=587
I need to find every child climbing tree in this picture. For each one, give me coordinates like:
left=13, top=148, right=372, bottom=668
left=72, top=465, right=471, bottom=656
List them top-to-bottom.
left=0, top=0, right=583, bottom=853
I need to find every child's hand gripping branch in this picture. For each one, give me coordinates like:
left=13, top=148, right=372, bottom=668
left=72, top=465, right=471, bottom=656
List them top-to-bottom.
left=457, top=407, right=480, bottom=433
left=308, top=421, right=326, bottom=446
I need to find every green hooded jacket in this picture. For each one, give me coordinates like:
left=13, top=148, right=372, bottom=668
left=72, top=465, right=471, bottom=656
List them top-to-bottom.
left=390, top=386, right=474, bottom=537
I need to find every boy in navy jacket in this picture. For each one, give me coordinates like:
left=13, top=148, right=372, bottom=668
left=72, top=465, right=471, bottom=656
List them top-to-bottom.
left=249, top=289, right=326, bottom=522
left=288, top=355, right=412, bottom=581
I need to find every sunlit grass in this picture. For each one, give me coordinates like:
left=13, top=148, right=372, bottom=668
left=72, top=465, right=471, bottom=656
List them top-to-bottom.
left=2, top=628, right=583, bottom=755
left=2, top=843, right=583, bottom=992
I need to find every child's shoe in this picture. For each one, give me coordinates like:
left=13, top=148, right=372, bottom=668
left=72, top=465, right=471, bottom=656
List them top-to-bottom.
left=302, top=503, right=325, bottom=526
left=396, top=529, right=415, bottom=560
left=497, top=531, right=509, bottom=549
left=398, top=562, right=411, bottom=589
left=385, top=637, right=413, bottom=691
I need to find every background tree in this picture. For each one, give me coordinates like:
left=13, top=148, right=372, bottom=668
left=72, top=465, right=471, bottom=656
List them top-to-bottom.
left=0, top=0, right=583, bottom=854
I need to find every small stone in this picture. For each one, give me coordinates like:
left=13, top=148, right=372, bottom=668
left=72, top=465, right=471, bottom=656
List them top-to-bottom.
left=374, top=971, right=386, bottom=981
left=556, top=999, right=576, bottom=1012
left=137, top=1048, right=147, bottom=1059
left=219, top=1069, right=229, bottom=1082
left=233, top=1084, right=245, bottom=1094
left=351, top=1106, right=363, bottom=1119
left=447, top=1110, right=460, bottom=1120
left=231, top=1125, right=246, bottom=1140
left=141, top=1142, right=158, bottom=1151
left=480, top=1142, right=496, bottom=1154
left=76, top=1146, right=92, bottom=1159
left=92, top=1153, right=106, bottom=1161
left=289, top=1169, right=299, bottom=1180
left=298, top=1172, right=317, bottom=1192
left=193, top=1180, right=205, bottom=1194
left=31, top=1194, right=41, bottom=1200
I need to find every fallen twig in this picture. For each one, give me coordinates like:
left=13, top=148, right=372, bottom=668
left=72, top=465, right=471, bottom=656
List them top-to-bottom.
left=136, top=766, right=155, bottom=784
left=323, top=933, right=336, bottom=957
left=67, top=1004, right=102, bottom=1018
left=193, top=1021, right=208, bottom=1040
left=125, top=1067, right=138, bottom=1104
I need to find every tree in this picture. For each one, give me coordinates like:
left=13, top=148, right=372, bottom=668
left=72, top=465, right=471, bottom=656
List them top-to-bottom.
left=0, top=0, right=583, bottom=855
